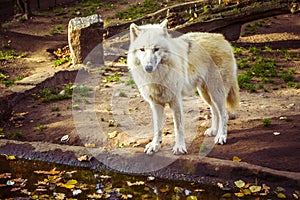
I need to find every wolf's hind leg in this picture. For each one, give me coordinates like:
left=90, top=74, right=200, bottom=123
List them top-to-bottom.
left=197, top=87, right=218, bottom=136
left=208, top=89, right=227, bottom=144
left=144, top=103, right=164, bottom=155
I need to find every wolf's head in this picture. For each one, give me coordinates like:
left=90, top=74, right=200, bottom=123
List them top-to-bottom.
left=129, top=19, right=170, bottom=73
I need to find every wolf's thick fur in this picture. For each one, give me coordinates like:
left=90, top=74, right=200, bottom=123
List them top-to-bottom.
left=127, top=19, right=240, bottom=155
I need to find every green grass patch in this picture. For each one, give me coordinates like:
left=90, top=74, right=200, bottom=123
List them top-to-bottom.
left=115, top=0, right=162, bottom=20
left=1, top=22, right=13, bottom=30
left=50, top=24, right=64, bottom=35
left=235, top=46, right=299, bottom=92
left=0, top=50, right=17, bottom=61
left=53, top=57, right=71, bottom=67
left=33, top=84, right=73, bottom=103
left=262, top=118, right=271, bottom=126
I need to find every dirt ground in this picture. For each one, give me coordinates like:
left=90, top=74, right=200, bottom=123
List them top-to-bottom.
left=0, top=7, right=300, bottom=174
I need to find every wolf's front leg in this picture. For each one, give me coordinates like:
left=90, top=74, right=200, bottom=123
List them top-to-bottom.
left=170, top=98, right=187, bottom=154
left=144, top=103, right=164, bottom=155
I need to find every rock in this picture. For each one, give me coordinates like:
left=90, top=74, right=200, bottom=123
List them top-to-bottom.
left=68, top=14, right=104, bottom=66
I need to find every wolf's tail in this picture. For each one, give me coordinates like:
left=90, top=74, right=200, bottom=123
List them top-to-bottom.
left=226, top=82, right=240, bottom=113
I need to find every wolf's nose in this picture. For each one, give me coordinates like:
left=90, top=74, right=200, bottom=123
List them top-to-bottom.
left=145, top=65, right=153, bottom=73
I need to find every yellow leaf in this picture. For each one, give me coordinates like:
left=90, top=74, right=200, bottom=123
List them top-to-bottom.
left=189, top=17, right=194, bottom=22
left=108, top=131, right=118, bottom=139
left=85, top=143, right=96, bottom=148
left=1, top=154, right=16, bottom=160
left=7, top=155, right=16, bottom=160
left=232, top=156, right=241, bottom=162
left=49, top=168, right=60, bottom=175
left=47, top=176, right=58, bottom=181
left=66, top=179, right=78, bottom=185
left=234, top=180, right=245, bottom=188
left=127, top=181, right=145, bottom=187
left=61, top=183, right=75, bottom=189
left=159, top=185, right=170, bottom=193
left=249, top=185, right=261, bottom=193
left=242, top=188, right=251, bottom=195
left=234, top=192, right=244, bottom=197
left=222, top=193, right=231, bottom=198
left=277, top=193, right=286, bottom=199
left=31, top=195, right=39, bottom=199
left=186, top=195, right=198, bottom=200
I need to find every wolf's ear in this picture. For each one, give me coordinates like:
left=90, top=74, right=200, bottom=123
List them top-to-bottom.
left=159, top=19, right=168, bottom=29
left=130, top=23, right=140, bottom=43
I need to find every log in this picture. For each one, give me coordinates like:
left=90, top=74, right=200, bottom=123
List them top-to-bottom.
left=105, top=0, right=294, bottom=40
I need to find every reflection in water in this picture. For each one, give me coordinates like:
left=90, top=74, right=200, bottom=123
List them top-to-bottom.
left=0, top=156, right=224, bottom=199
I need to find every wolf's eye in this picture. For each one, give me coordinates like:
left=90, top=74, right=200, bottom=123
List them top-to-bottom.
left=154, top=47, right=159, bottom=52
left=140, top=48, right=145, bottom=52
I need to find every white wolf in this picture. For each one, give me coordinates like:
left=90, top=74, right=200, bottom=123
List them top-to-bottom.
left=127, top=19, right=240, bottom=155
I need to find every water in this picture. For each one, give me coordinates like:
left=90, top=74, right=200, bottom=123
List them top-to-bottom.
left=0, top=156, right=221, bottom=199
left=0, top=156, right=286, bottom=200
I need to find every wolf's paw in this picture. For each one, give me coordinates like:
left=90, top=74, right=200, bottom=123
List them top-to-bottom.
left=204, top=128, right=217, bottom=137
left=214, top=134, right=227, bottom=145
left=144, top=142, right=161, bottom=155
left=172, top=143, right=187, bottom=155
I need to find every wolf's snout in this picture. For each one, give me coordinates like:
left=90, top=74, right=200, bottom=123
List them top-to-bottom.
left=145, top=65, right=153, bottom=73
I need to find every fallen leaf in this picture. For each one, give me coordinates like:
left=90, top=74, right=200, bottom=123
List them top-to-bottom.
left=108, top=131, right=118, bottom=138
left=85, top=143, right=96, bottom=148
left=1, top=154, right=16, bottom=160
left=77, top=154, right=92, bottom=162
left=232, top=156, right=242, bottom=162
left=34, top=168, right=60, bottom=175
left=0, top=173, right=11, bottom=179
left=99, top=175, right=111, bottom=179
left=66, top=179, right=78, bottom=185
left=234, top=180, right=245, bottom=188
left=126, top=181, right=145, bottom=187
left=217, top=182, right=224, bottom=189
left=61, top=183, right=75, bottom=189
left=262, top=183, right=270, bottom=194
left=160, top=185, right=170, bottom=193
left=249, top=185, right=262, bottom=193
left=174, top=186, right=184, bottom=193
left=11, top=187, right=21, bottom=192
left=242, top=188, right=252, bottom=195
left=20, top=189, right=30, bottom=195
left=194, top=189, right=205, bottom=192
left=53, top=192, right=65, bottom=200
left=234, top=192, right=245, bottom=197
left=277, top=192, right=287, bottom=199
left=87, top=193, right=105, bottom=198
left=222, top=193, right=231, bottom=198
left=186, top=195, right=198, bottom=200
